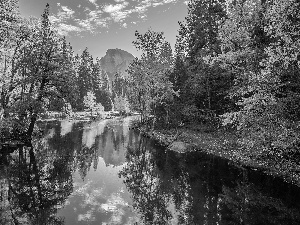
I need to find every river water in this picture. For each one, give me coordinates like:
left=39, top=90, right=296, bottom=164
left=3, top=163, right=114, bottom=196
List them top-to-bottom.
left=1, top=116, right=300, bottom=224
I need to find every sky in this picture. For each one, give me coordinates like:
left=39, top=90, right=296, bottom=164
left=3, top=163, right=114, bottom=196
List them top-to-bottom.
left=19, top=0, right=189, bottom=59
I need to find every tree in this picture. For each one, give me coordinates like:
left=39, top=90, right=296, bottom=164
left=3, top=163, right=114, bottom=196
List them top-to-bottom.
left=0, top=0, right=25, bottom=117
left=0, top=0, right=20, bottom=48
left=177, top=0, right=228, bottom=114
left=215, top=0, right=275, bottom=150
left=219, top=0, right=300, bottom=152
left=0, top=3, right=78, bottom=138
left=22, top=5, right=77, bottom=135
left=128, top=29, right=176, bottom=127
left=76, top=48, right=94, bottom=110
left=91, top=57, right=105, bottom=106
left=97, top=70, right=112, bottom=111
left=83, top=91, right=96, bottom=116
left=114, top=95, right=130, bottom=113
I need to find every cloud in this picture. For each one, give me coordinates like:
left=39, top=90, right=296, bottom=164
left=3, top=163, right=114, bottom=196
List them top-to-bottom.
left=50, top=0, right=180, bottom=36
left=88, top=0, right=99, bottom=9
left=101, top=0, right=179, bottom=23
left=128, top=0, right=179, bottom=19
left=162, top=0, right=178, bottom=3
left=103, top=2, right=130, bottom=22
left=153, top=2, right=164, bottom=7
left=50, top=3, right=108, bottom=35
left=103, top=3, right=127, bottom=13
left=49, top=4, right=81, bottom=36
left=50, top=4, right=75, bottom=23
left=55, top=5, right=75, bottom=21
left=61, top=6, right=74, bottom=14
left=74, top=8, right=109, bottom=32
left=49, top=15, right=61, bottom=23
left=76, top=20, right=94, bottom=31
left=55, top=23, right=83, bottom=36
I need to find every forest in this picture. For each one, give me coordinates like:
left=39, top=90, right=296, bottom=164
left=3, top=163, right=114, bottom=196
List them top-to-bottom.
left=1, top=0, right=300, bottom=159
left=127, top=0, right=300, bottom=158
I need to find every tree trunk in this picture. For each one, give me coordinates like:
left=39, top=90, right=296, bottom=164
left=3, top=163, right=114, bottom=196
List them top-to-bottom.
left=206, top=76, right=211, bottom=109
left=27, top=78, right=46, bottom=136
left=110, top=96, right=114, bottom=111
left=27, top=114, right=37, bottom=136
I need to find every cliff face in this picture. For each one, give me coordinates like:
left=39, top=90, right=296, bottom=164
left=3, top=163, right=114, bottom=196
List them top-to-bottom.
left=100, top=48, right=135, bottom=81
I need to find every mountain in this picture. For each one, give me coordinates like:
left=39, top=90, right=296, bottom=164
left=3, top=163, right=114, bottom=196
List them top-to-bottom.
left=100, top=48, right=135, bottom=81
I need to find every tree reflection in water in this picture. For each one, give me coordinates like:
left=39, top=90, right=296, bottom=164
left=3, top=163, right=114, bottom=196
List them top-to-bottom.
left=0, top=118, right=141, bottom=224
left=0, top=121, right=94, bottom=224
left=120, top=137, right=300, bottom=225
left=120, top=137, right=173, bottom=224
left=0, top=140, right=73, bottom=224
left=220, top=182, right=300, bottom=225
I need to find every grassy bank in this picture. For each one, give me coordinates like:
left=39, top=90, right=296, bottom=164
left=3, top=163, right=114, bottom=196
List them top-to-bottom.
left=140, top=124, right=300, bottom=187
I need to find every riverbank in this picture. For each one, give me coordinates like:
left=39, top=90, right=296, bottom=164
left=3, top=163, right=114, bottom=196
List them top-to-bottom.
left=38, top=110, right=133, bottom=121
left=140, top=124, right=300, bottom=187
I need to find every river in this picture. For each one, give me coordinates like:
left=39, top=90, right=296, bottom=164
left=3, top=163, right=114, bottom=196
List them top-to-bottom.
left=1, top=116, right=300, bottom=224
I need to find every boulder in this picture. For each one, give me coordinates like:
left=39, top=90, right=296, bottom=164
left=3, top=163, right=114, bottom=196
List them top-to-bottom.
left=168, top=141, right=195, bottom=153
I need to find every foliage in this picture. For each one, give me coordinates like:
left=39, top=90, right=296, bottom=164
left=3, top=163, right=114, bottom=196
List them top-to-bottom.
left=125, top=0, right=300, bottom=156
left=177, top=0, right=229, bottom=112
left=217, top=0, right=300, bottom=152
left=0, top=3, right=79, bottom=136
left=127, top=29, right=175, bottom=126
left=75, top=48, right=94, bottom=110
left=71, top=49, right=114, bottom=111
left=83, top=91, right=96, bottom=116
left=114, top=95, right=130, bottom=113
left=63, top=101, right=73, bottom=118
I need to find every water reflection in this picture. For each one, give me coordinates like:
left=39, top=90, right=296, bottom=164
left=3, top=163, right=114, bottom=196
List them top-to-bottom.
left=1, top=116, right=300, bottom=224
left=0, top=117, right=141, bottom=224
left=45, top=117, right=142, bottom=224
left=120, top=139, right=300, bottom=225
left=0, top=141, right=72, bottom=224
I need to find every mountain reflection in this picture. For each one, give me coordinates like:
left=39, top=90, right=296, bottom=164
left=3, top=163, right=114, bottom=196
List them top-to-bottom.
left=1, top=116, right=300, bottom=224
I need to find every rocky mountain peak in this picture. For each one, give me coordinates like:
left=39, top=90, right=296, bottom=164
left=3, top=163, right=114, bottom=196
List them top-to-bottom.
left=100, top=48, right=135, bottom=80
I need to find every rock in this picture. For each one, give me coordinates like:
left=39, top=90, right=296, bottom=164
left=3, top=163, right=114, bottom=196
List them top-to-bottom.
left=100, top=48, right=135, bottom=81
left=168, top=141, right=195, bottom=153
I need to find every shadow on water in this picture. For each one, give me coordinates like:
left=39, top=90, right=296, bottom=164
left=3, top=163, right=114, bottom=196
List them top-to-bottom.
left=1, top=116, right=300, bottom=224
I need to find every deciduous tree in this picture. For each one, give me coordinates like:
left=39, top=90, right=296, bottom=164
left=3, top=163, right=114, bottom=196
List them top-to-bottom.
left=128, top=29, right=175, bottom=126
left=83, top=91, right=96, bottom=116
